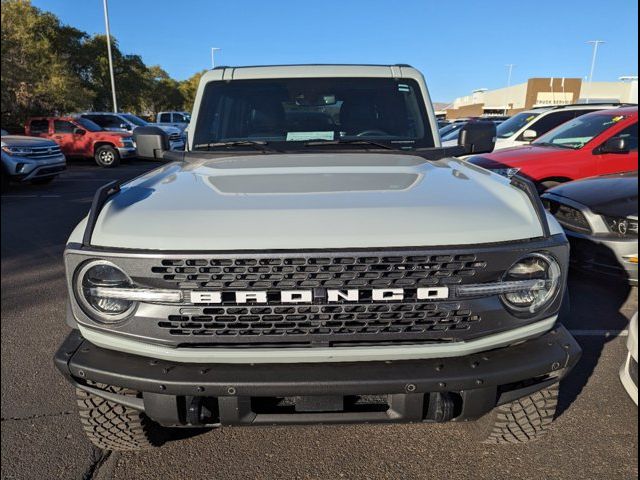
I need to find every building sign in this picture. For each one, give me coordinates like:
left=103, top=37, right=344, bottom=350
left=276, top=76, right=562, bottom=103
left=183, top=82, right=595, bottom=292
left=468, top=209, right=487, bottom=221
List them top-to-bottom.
left=535, top=92, right=574, bottom=106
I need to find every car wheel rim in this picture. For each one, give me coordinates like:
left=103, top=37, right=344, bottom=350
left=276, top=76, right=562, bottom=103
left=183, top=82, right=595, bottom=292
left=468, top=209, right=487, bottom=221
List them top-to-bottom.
left=99, top=151, right=114, bottom=165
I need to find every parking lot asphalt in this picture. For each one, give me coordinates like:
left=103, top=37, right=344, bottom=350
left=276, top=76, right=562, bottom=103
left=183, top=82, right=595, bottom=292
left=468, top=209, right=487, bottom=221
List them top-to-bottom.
left=1, top=159, right=638, bottom=480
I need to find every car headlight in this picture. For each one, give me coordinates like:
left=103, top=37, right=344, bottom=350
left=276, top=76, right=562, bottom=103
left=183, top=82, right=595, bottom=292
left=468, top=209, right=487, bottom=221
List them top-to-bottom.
left=1, top=146, right=33, bottom=155
left=490, top=167, right=520, bottom=178
left=604, top=216, right=638, bottom=238
left=500, top=253, right=561, bottom=315
left=75, top=260, right=136, bottom=323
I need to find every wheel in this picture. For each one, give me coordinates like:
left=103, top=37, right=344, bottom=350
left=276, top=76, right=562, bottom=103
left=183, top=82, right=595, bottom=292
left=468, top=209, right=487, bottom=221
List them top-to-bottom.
left=94, top=145, right=120, bottom=168
left=31, top=177, right=55, bottom=185
left=75, top=384, right=164, bottom=451
left=469, top=384, right=559, bottom=444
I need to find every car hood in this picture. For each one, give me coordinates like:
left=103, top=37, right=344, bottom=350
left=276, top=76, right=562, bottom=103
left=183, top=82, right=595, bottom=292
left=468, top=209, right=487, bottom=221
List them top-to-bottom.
left=154, top=125, right=181, bottom=135
left=1, top=135, right=58, bottom=147
left=469, top=145, right=577, bottom=168
left=87, top=153, right=544, bottom=250
left=546, top=172, right=638, bottom=218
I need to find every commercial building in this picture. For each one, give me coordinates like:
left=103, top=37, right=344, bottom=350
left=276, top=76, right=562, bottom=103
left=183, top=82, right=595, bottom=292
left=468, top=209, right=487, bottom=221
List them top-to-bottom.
left=446, top=77, right=638, bottom=119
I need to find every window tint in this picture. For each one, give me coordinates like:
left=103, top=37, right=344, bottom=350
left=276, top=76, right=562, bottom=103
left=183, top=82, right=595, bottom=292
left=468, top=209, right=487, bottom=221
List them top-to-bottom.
left=522, top=110, right=594, bottom=140
left=159, top=113, right=171, bottom=122
left=173, top=113, right=188, bottom=123
left=534, top=113, right=631, bottom=149
left=84, top=114, right=123, bottom=129
left=29, top=119, right=49, bottom=134
left=53, top=120, right=76, bottom=133
left=615, top=123, right=638, bottom=151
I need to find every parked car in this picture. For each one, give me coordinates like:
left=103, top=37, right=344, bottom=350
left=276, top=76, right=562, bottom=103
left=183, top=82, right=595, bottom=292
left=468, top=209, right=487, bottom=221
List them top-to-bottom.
left=54, top=64, right=581, bottom=451
left=491, top=103, right=626, bottom=151
left=468, top=107, right=638, bottom=191
left=156, top=111, right=190, bottom=132
left=79, top=112, right=185, bottom=150
left=25, top=117, right=136, bottom=168
left=1, top=128, right=66, bottom=190
left=542, top=171, right=638, bottom=284
left=620, top=312, right=638, bottom=405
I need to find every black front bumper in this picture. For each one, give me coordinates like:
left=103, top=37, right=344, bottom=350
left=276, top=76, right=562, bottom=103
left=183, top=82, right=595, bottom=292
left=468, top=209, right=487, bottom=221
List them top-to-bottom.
left=55, top=326, right=581, bottom=427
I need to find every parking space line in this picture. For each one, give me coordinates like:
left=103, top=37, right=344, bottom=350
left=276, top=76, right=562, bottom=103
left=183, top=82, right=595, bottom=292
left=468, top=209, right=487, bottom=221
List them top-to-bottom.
left=569, top=329, right=629, bottom=337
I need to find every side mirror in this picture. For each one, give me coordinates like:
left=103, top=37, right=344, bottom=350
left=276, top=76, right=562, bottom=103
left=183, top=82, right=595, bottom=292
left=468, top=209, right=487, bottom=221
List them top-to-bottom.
left=459, top=122, right=496, bottom=155
left=120, top=123, right=132, bottom=131
left=133, top=126, right=169, bottom=159
left=73, top=128, right=86, bottom=135
left=522, top=129, right=537, bottom=141
left=598, top=137, right=630, bottom=155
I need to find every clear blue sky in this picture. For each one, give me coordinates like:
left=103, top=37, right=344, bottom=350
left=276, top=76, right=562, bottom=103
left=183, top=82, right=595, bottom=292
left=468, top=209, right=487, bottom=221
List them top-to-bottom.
left=32, top=0, right=638, bottom=102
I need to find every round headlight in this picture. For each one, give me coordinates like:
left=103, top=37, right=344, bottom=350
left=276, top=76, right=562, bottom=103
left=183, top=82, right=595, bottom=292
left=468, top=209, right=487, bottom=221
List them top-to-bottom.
left=501, top=253, right=561, bottom=315
left=75, top=260, right=136, bottom=323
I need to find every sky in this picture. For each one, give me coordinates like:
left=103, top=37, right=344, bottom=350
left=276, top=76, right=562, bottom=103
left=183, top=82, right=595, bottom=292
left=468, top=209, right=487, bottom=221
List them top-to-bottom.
left=32, top=0, right=639, bottom=102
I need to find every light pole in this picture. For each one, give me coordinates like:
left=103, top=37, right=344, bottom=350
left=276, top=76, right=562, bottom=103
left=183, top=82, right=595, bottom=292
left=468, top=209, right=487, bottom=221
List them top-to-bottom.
left=102, top=0, right=118, bottom=113
left=586, top=40, right=605, bottom=104
left=211, top=47, right=221, bottom=69
left=504, top=64, right=515, bottom=115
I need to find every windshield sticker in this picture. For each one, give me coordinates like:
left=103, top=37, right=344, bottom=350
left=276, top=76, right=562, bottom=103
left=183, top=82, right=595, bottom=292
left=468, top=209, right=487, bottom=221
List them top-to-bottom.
left=397, top=84, right=410, bottom=92
left=526, top=115, right=536, bottom=122
left=604, top=115, right=627, bottom=126
left=286, top=131, right=334, bottom=141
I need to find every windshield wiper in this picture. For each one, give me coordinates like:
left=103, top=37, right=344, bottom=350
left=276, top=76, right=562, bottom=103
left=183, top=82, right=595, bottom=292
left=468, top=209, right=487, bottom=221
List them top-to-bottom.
left=304, top=139, right=396, bottom=150
left=193, top=140, right=276, bottom=152
left=535, top=142, right=577, bottom=150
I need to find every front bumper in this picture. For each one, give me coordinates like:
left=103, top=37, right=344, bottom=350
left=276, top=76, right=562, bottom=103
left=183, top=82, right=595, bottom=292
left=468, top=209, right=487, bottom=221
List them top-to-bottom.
left=3, top=153, right=66, bottom=181
left=565, top=230, right=638, bottom=285
left=55, top=325, right=581, bottom=426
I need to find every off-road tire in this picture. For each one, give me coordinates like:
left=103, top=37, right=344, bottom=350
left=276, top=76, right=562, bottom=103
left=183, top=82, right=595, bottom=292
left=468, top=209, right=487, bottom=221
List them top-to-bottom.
left=94, top=145, right=120, bottom=168
left=75, top=384, right=163, bottom=451
left=470, top=384, right=559, bottom=444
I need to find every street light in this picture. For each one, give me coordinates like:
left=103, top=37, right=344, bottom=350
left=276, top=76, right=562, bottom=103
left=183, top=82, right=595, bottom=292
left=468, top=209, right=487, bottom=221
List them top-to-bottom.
left=102, top=0, right=118, bottom=113
left=586, top=40, right=605, bottom=104
left=211, top=47, right=221, bottom=69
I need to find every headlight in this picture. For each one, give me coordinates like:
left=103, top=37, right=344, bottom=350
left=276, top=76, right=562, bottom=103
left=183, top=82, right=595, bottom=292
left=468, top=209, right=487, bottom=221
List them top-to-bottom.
left=1, top=146, right=33, bottom=155
left=490, top=167, right=520, bottom=178
left=604, top=216, right=638, bottom=238
left=500, top=253, right=561, bottom=315
left=75, top=260, right=136, bottom=323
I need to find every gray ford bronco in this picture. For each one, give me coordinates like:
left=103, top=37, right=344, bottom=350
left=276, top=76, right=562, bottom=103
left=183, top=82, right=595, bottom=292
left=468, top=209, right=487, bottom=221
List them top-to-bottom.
left=55, top=65, right=581, bottom=451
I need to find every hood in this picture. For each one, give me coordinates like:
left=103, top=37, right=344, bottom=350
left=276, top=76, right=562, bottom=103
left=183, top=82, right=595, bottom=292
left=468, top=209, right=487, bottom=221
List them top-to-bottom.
left=155, top=125, right=181, bottom=135
left=1, top=135, right=58, bottom=147
left=469, top=145, right=577, bottom=168
left=90, top=153, right=544, bottom=250
left=546, top=172, right=638, bottom=218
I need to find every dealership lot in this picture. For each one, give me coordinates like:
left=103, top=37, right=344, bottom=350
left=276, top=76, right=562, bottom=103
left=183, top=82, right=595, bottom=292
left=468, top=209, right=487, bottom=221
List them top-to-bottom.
left=1, top=160, right=638, bottom=480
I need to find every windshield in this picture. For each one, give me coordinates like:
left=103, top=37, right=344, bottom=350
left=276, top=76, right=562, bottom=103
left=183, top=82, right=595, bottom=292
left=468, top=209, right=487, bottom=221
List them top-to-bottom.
left=193, top=77, right=434, bottom=150
left=496, top=112, right=540, bottom=138
left=534, top=113, right=631, bottom=149
left=120, top=114, right=148, bottom=127
left=75, top=117, right=102, bottom=132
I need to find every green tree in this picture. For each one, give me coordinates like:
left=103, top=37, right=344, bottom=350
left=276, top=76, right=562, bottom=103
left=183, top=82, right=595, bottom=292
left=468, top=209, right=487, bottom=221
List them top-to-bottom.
left=179, top=70, right=207, bottom=112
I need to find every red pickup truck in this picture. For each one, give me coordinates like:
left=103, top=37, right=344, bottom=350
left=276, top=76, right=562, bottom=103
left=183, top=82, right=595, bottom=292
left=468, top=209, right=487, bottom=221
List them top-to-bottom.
left=469, top=107, right=638, bottom=191
left=25, top=116, right=136, bottom=167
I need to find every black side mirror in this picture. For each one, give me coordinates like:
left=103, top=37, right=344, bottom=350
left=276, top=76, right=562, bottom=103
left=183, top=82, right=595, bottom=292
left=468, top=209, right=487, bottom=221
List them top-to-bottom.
left=459, top=122, right=496, bottom=154
left=133, top=126, right=169, bottom=159
left=73, top=128, right=86, bottom=135
left=598, top=137, right=629, bottom=155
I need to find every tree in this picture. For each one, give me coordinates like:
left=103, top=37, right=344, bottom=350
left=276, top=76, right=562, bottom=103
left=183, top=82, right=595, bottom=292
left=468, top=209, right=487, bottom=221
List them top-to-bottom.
left=179, top=70, right=207, bottom=112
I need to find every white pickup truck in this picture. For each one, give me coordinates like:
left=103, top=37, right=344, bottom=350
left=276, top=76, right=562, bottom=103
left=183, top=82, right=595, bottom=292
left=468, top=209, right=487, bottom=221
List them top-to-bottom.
left=55, top=64, right=580, bottom=451
left=155, top=111, right=190, bottom=133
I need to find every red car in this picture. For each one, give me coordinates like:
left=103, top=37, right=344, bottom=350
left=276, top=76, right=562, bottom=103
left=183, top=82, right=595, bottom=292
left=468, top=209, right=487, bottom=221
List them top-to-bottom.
left=469, top=107, right=638, bottom=191
left=25, top=116, right=137, bottom=167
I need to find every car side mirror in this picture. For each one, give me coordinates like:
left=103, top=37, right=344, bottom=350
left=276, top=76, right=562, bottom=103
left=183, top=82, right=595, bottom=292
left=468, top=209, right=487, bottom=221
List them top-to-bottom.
left=459, top=122, right=496, bottom=155
left=120, top=123, right=132, bottom=131
left=133, top=126, right=169, bottom=159
left=74, top=128, right=86, bottom=135
left=522, top=129, right=537, bottom=141
left=598, top=137, right=630, bottom=155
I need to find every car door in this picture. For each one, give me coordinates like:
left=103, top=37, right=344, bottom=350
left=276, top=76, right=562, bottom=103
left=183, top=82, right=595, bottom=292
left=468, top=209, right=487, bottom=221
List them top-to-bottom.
left=52, top=120, right=79, bottom=155
left=595, top=122, right=639, bottom=175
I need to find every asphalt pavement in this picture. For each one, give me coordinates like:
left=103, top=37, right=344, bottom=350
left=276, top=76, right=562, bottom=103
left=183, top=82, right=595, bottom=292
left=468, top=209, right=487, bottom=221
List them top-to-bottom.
left=1, top=159, right=637, bottom=480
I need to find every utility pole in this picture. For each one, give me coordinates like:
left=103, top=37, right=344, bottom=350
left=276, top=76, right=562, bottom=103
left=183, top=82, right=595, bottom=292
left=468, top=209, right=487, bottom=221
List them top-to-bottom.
left=102, top=0, right=118, bottom=113
left=586, top=40, right=605, bottom=104
left=211, top=47, right=221, bottom=69
left=504, top=64, right=515, bottom=115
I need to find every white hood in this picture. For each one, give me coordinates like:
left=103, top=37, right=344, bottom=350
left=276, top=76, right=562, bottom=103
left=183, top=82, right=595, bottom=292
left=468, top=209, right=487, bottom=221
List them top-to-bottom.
left=87, top=153, right=543, bottom=250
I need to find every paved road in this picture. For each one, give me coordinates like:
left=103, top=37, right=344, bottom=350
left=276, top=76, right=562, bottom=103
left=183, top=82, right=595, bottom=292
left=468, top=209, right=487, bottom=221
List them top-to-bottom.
left=1, top=160, right=637, bottom=480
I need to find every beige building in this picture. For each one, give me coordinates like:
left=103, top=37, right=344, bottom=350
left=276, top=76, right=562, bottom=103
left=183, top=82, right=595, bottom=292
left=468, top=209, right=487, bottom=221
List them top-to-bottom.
left=446, top=77, right=638, bottom=119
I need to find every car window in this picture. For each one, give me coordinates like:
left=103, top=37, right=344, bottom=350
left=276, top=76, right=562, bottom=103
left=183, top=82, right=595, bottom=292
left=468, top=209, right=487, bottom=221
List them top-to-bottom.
left=193, top=77, right=434, bottom=150
left=522, top=110, right=597, bottom=140
left=496, top=112, right=540, bottom=138
left=159, top=113, right=171, bottom=123
left=173, top=113, right=187, bottom=123
left=534, top=113, right=632, bottom=149
left=120, top=114, right=148, bottom=127
left=84, top=115, right=123, bottom=129
left=75, top=117, right=103, bottom=132
left=29, top=119, right=50, bottom=134
left=53, top=120, right=77, bottom=133
left=615, top=123, right=639, bottom=151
